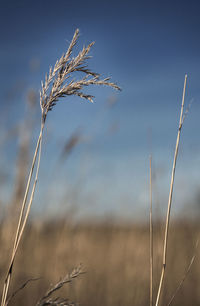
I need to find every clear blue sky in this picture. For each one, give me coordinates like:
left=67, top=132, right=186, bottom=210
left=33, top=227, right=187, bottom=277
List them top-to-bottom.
left=1, top=0, right=200, bottom=220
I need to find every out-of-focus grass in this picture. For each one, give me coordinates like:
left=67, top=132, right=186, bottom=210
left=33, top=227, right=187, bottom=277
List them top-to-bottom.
left=0, top=220, right=199, bottom=305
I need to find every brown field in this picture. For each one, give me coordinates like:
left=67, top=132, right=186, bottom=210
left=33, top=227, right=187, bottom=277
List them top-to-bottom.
left=0, top=219, right=199, bottom=306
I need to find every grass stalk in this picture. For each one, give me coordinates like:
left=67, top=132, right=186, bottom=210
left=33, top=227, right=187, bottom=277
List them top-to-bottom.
left=155, top=74, right=187, bottom=306
left=1, top=122, right=44, bottom=306
left=149, top=155, right=153, bottom=306
left=166, top=239, right=198, bottom=306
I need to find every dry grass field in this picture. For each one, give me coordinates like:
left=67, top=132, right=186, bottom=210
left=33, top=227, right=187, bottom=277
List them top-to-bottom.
left=1, top=29, right=200, bottom=306
left=0, top=220, right=199, bottom=306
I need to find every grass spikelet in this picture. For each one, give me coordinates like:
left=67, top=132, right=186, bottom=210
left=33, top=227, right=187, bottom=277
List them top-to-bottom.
left=36, top=265, right=84, bottom=306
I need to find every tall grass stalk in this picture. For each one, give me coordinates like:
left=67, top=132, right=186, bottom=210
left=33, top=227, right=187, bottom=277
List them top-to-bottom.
left=0, top=28, right=120, bottom=306
left=155, top=74, right=187, bottom=306
left=149, top=156, right=153, bottom=306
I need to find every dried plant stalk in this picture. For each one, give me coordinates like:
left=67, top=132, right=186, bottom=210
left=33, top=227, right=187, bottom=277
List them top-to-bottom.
left=1, top=28, right=120, bottom=306
left=155, top=75, right=187, bottom=306
left=149, top=156, right=153, bottom=306
left=166, top=239, right=198, bottom=306
left=5, top=278, right=40, bottom=306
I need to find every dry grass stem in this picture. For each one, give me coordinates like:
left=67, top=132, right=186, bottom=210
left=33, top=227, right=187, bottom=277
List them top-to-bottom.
left=1, top=28, right=120, bottom=306
left=155, top=74, right=188, bottom=306
left=1, top=125, right=43, bottom=306
left=149, top=156, right=153, bottom=306
left=166, top=239, right=199, bottom=306
left=6, top=278, right=40, bottom=306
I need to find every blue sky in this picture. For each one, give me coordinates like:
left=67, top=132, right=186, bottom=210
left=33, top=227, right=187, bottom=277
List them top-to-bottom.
left=0, top=0, right=200, bottom=220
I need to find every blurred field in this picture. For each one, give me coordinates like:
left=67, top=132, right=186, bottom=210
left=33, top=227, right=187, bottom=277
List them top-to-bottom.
left=0, top=44, right=199, bottom=306
left=1, top=90, right=200, bottom=306
left=0, top=219, right=199, bottom=305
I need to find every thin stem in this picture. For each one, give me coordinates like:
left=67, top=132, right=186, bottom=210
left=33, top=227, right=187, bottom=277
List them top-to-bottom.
left=155, top=75, right=187, bottom=306
left=1, top=122, right=44, bottom=306
left=14, top=127, right=43, bottom=255
left=150, top=156, right=153, bottom=306
left=166, top=239, right=198, bottom=306
left=5, top=278, right=41, bottom=306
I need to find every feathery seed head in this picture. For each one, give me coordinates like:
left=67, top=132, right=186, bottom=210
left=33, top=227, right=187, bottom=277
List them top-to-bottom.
left=40, top=29, right=121, bottom=123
